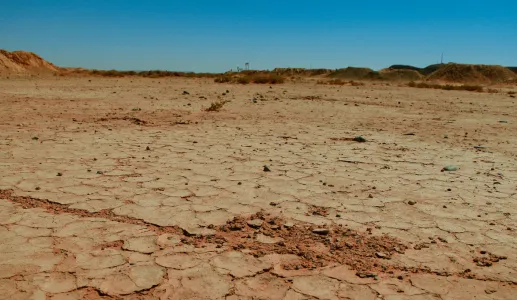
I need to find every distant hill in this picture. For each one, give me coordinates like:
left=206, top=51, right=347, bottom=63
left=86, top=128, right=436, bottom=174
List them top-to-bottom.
left=0, top=49, right=60, bottom=74
left=426, top=63, right=516, bottom=84
left=387, top=64, right=442, bottom=76
left=328, top=67, right=376, bottom=79
left=508, top=67, right=517, bottom=74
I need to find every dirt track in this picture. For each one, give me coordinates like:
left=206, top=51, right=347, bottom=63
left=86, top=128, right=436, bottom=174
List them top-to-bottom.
left=0, top=77, right=516, bottom=299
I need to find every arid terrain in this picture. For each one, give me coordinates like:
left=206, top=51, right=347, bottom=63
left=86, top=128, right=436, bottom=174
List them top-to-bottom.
left=1, top=75, right=517, bottom=300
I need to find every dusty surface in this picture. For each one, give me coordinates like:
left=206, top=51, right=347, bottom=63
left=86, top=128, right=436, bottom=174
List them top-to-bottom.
left=0, top=76, right=516, bottom=299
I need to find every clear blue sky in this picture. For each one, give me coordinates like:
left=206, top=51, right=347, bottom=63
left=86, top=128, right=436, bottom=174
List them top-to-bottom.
left=1, top=1, right=516, bottom=72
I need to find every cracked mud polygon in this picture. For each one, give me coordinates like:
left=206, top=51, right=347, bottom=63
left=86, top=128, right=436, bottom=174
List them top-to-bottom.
left=1, top=77, right=516, bottom=299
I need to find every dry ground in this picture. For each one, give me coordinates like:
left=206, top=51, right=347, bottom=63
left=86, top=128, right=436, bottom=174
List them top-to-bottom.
left=0, top=77, right=516, bottom=300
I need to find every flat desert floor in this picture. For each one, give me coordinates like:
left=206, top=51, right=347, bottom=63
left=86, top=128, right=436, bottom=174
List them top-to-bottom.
left=0, top=77, right=516, bottom=300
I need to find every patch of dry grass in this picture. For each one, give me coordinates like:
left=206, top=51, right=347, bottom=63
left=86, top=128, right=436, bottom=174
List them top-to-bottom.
left=88, top=69, right=217, bottom=78
left=215, top=74, right=285, bottom=84
left=317, top=79, right=364, bottom=86
left=407, top=81, right=485, bottom=92
left=205, top=100, right=230, bottom=112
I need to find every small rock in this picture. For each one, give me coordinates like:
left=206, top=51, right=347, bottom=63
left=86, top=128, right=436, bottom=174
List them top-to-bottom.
left=182, top=91, right=189, bottom=95
left=499, top=120, right=508, bottom=123
left=353, top=136, right=367, bottom=143
left=146, top=146, right=150, bottom=151
left=263, top=165, right=271, bottom=172
left=442, top=165, right=458, bottom=172
left=96, top=171, right=104, bottom=174
left=56, top=172, right=62, bottom=176
left=368, top=194, right=373, bottom=198
left=408, top=200, right=416, bottom=205
left=269, top=202, right=277, bottom=206
left=247, top=219, right=263, bottom=229
left=283, top=222, right=294, bottom=229
left=312, top=228, right=330, bottom=235
left=375, top=252, right=389, bottom=259
left=356, top=272, right=376, bottom=278
left=485, top=289, right=496, bottom=294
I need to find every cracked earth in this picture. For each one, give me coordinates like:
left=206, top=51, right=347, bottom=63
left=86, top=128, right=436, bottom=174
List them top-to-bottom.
left=0, top=77, right=516, bottom=299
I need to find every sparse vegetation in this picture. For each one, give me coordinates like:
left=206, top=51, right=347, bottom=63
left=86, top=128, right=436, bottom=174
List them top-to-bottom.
left=88, top=69, right=218, bottom=78
left=215, top=74, right=285, bottom=84
left=317, top=79, right=364, bottom=86
left=407, top=81, right=485, bottom=92
left=205, top=100, right=230, bottom=112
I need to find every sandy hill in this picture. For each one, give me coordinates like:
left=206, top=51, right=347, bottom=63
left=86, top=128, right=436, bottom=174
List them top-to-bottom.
left=0, top=49, right=60, bottom=75
left=426, top=63, right=516, bottom=84
left=328, top=67, right=376, bottom=79
left=379, top=69, right=424, bottom=81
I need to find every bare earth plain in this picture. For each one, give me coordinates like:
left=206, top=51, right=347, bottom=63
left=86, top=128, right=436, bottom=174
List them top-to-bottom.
left=0, top=76, right=516, bottom=300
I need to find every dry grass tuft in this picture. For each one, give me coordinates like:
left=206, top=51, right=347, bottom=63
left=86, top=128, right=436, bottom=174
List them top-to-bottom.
left=215, top=74, right=285, bottom=84
left=317, top=79, right=365, bottom=86
left=407, top=81, right=484, bottom=92
left=205, top=100, right=230, bottom=112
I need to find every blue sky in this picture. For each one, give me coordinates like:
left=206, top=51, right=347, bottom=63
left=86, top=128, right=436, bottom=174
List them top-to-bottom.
left=1, top=1, right=516, bottom=72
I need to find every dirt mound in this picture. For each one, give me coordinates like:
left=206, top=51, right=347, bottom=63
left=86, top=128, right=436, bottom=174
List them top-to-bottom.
left=0, top=49, right=60, bottom=75
left=427, top=63, right=516, bottom=84
left=328, top=67, right=376, bottom=79
left=379, top=69, right=424, bottom=81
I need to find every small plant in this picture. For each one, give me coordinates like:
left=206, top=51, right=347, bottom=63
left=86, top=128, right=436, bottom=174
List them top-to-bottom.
left=214, top=76, right=232, bottom=83
left=237, top=76, right=251, bottom=84
left=407, top=81, right=484, bottom=92
left=205, top=100, right=230, bottom=112
left=132, top=108, right=141, bottom=111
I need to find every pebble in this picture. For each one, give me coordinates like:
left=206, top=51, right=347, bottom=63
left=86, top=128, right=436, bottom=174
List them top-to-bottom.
left=353, top=136, right=367, bottom=143
left=263, top=165, right=271, bottom=172
left=442, top=165, right=458, bottom=172
left=408, top=200, right=416, bottom=205
left=247, top=219, right=263, bottom=229
left=283, top=222, right=294, bottom=229
left=312, top=228, right=330, bottom=235
left=375, top=252, right=389, bottom=259
left=356, top=272, right=376, bottom=278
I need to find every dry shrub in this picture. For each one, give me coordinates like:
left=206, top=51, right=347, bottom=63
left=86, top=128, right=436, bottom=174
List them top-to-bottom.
left=88, top=69, right=217, bottom=78
left=215, top=74, right=285, bottom=84
left=214, top=76, right=232, bottom=83
left=317, top=79, right=364, bottom=86
left=407, top=81, right=484, bottom=92
left=205, top=100, right=230, bottom=112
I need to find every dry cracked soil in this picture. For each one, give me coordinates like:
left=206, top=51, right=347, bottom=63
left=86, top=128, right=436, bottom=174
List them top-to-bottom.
left=0, top=76, right=516, bottom=300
